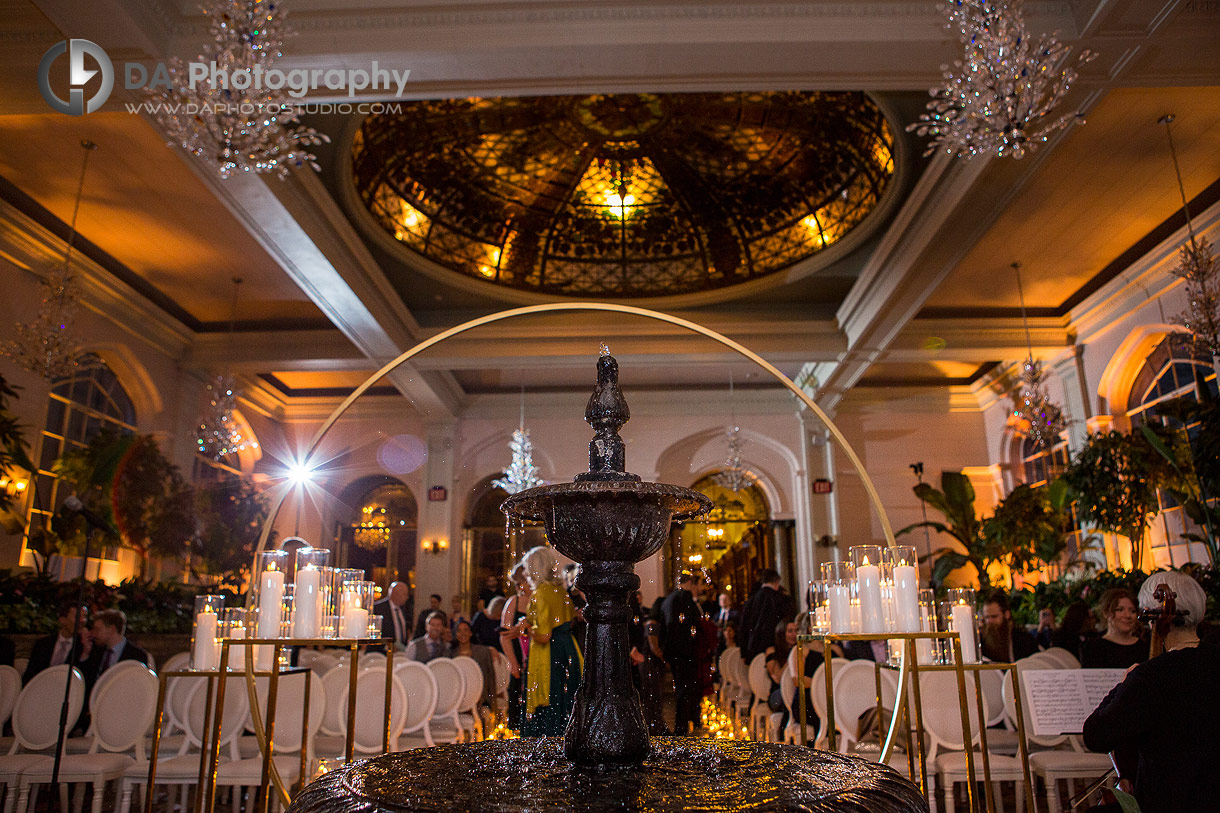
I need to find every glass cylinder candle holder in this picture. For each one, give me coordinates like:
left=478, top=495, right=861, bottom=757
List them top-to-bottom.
left=850, top=545, right=885, bottom=634
left=884, top=546, right=920, bottom=633
left=293, top=547, right=331, bottom=639
left=254, top=550, right=288, bottom=639
left=821, top=560, right=854, bottom=634
left=339, top=579, right=374, bottom=639
left=810, top=580, right=830, bottom=634
left=916, top=588, right=936, bottom=664
left=946, top=588, right=978, bottom=663
left=279, top=589, right=295, bottom=639
left=192, top=595, right=224, bottom=671
left=222, top=607, right=248, bottom=671
left=368, top=614, right=384, bottom=639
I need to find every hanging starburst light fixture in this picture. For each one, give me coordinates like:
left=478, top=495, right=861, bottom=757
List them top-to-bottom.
left=148, top=0, right=328, bottom=179
left=907, top=0, right=1095, bottom=159
left=1160, top=114, right=1220, bottom=367
left=2, top=140, right=96, bottom=381
left=1009, top=262, right=1067, bottom=448
left=196, top=278, right=258, bottom=459
left=713, top=373, right=754, bottom=492
left=492, top=385, right=544, bottom=495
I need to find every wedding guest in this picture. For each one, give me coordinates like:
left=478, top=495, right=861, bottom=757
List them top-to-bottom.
left=521, top=546, right=582, bottom=737
left=500, top=563, right=531, bottom=730
left=563, top=563, right=587, bottom=650
left=740, top=569, right=794, bottom=663
left=661, top=572, right=701, bottom=735
left=1084, top=572, right=1219, bottom=813
left=476, top=574, right=504, bottom=614
left=373, top=581, right=413, bottom=649
left=1081, top=588, right=1147, bottom=670
left=980, top=590, right=1038, bottom=662
left=450, top=593, right=471, bottom=635
left=713, top=593, right=739, bottom=630
left=414, top=594, right=444, bottom=638
left=471, top=596, right=505, bottom=649
left=1049, top=601, right=1093, bottom=660
left=23, top=603, right=90, bottom=685
left=1034, top=606, right=1057, bottom=650
left=85, top=609, right=150, bottom=689
left=405, top=611, right=448, bottom=663
left=638, top=618, right=668, bottom=735
left=451, top=619, right=497, bottom=712
left=0, top=634, right=13, bottom=667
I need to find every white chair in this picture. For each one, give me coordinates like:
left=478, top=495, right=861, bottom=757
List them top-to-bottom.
left=717, top=646, right=740, bottom=713
left=1038, top=646, right=1081, bottom=670
left=727, top=649, right=752, bottom=731
left=490, top=650, right=510, bottom=722
left=160, top=652, right=190, bottom=673
left=305, top=652, right=340, bottom=676
left=359, top=652, right=388, bottom=671
left=745, top=654, right=772, bottom=741
left=452, top=656, right=486, bottom=742
left=425, top=658, right=466, bottom=745
left=832, top=659, right=896, bottom=753
left=394, top=660, right=439, bottom=749
left=16, top=662, right=156, bottom=813
left=9, top=663, right=26, bottom=684
left=0, top=665, right=85, bottom=813
left=0, top=667, right=19, bottom=731
left=317, top=667, right=353, bottom=738
left=343, top=667, right=407, bottom=754
left=922, top=670, right=1025, bottom=813
left=213, top=672, right=327, bottom=801
left=117, top=674, right=249, bottom=813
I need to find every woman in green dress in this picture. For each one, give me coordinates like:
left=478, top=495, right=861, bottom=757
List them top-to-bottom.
left=521, top=545, right=583, bottom=737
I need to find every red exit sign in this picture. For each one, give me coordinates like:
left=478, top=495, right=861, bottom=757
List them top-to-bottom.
left=812, top=479, right=833, bottom=494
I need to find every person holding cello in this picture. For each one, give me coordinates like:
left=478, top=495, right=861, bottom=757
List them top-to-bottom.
left=1083, top=571, right=1220, bottom=813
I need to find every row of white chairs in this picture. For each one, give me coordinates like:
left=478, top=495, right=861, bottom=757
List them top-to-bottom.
left=0, top=648, right=507, bottom=813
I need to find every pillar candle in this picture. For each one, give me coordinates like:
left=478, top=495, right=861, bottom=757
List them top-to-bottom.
left=856, top=557, right=885, bottom=634
left=891, top=562, right=920, bottom=633
left=294, top=565, right=322, bottom=639
left=257, top=567, right=285, bottom=639
left=827, top=584, right=851, bottom=634
left=849, top=599, right=862, bottom=633
left=951, top=602, right=978, bottom=663
left=915, top=606, right=933, bottom=664
left=343, top=607, right=369, bottom=639
left=193, top=610, right=218, bottom=671
left=229, top=623, right=245, bottom=670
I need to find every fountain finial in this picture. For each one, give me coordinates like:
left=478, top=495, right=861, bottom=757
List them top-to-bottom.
left=575, top=350, right=638, bottom=482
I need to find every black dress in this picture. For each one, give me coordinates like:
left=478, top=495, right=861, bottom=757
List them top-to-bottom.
left=1080, top=636, right=1148, bottom=670
left=1084, top=643, right=1220, bottom=813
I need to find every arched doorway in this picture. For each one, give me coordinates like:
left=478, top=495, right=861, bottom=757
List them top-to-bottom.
left=663, top=473, right=772, bottom=607
left=463, top=475, right=546, bottom=600
left=335, top=477, right=418, bottom=590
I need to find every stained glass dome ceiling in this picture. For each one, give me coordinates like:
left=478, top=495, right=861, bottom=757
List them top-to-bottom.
left=351, top=92, right=895, bottom=299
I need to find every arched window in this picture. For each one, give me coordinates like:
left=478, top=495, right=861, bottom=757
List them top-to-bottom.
left=1124, top=335, right=1218, bottom=566
left=25, top=354, right=137, bottom=562
left=1020, top=434, right=1071, bottom=489
left=665, top=474, right=771, bottom=600
left=462, top=475, right=546, bottom=601
left=336, top=480, right=418, bottom=589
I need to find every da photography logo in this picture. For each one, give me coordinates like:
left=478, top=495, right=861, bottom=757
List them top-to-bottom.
left=38, top=39, right=114, bottom=116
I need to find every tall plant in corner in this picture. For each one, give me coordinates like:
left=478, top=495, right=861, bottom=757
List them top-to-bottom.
left=0, top=374, right=34, bottom=517
left=1063, top=429, right=1173, bottom=570
left=898, top=471, right=1002, bottom=588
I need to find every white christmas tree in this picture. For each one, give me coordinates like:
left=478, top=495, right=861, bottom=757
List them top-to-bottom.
left=492, top=428, right=544, bottom=494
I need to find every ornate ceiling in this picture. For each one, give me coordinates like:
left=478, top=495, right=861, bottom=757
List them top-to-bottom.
left=350, top=92, right=894, bottom=298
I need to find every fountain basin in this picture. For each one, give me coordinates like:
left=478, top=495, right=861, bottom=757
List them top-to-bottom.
left=288, top=738, right=928, bottom=812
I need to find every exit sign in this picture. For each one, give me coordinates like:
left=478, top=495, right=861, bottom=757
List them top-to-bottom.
left=812, top=479, right=833, bottom=494
left=428, top=486, right=448, bottom=502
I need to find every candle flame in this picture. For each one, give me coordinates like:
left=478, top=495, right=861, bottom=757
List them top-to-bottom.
left=862, top=556, right=871, bottom=566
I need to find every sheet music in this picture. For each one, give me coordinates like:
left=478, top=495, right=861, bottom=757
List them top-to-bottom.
left=1021, top=669, right=1127, bottom=737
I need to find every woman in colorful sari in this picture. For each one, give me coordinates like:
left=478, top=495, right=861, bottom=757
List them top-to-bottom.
left=521, top=545, right=583, bottom=737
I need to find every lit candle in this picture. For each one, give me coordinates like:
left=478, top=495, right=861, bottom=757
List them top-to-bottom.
left=856, top=556, right=885, bottom=634
left=891, top=559, right=920, bottom=633
left=257, top=565, right=285, bottom=639
left=294, top=565, right=322, bottom=638
left=828, top=584, right=851, bottom=634
left=849, top=599, right=862, bottom=633
left=951, top=601, right=978, bottom=663
left=916, top=605, right=933, bottom=664
left=814, top=606, right=829, bottom=634
left=343, top=607, right=369, bottom=639
left=193, top=610, right=218, bottom=671
left=229, top=622, right=245, bottom=670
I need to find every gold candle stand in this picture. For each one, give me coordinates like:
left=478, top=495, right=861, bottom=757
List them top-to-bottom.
left=796, top=631, right=1034, bottom=813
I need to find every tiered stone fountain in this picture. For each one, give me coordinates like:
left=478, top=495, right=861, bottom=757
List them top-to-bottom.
left=290, top=351, right=925, bottom=812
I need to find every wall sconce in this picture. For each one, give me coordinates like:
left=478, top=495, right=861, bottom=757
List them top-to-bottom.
left=0, top=475, right=29, bottom=497
left=422, top=538, right=449, bottom=555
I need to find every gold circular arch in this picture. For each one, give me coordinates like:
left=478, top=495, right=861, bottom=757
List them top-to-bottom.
left=246, top=302, right=905, bottom=804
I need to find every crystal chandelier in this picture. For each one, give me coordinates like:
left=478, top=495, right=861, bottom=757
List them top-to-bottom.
left=147, top=0, right=328, bottom=179
left=907, top=0, right=1095, bottom=159
left=1160, top=114, right=1220, bottom=365
left=2, top=140, right=96, bottom=381
left=1009, top=262, right=1068, bottom=447
left=196, top=278, right=257, bottom=459
left=712, top=373, right=754, bottom=492
left=492, top=386, right=544, bottom=495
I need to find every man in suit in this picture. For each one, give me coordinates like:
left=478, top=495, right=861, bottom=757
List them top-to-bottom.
left=739, top=568, right=795, bottom=663
left=660, top=571, right=702, bottom=735
left=373, top=581, right=414, bottom=649
left=712, top=593, right=739, bottom=630
left=413, top=594, right=444, bottom=639
left=23, top=603, right=90, bottom=685
left=84, top=609, right=150, bottom=690
left=405, top=611, right=449, bottom=663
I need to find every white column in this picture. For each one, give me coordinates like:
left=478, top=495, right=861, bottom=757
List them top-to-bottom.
left=416, top=423, right=458, bottom=602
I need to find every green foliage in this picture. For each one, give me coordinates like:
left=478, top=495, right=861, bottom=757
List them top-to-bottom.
left=0, top=374, right=34, bottom=516
left=1140, top=397, right=1220, bottom=565
left=1063, top=430, right=1175, bottom=567
left=56, top=431, right=197, bottom=576
left=899, top=472, right=996, bottom=587
left=192, top=478, right=271, bottom=587
left=1008, top=565, right=1220, bottom=628
left=0, top=569, right=243, bottom=634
